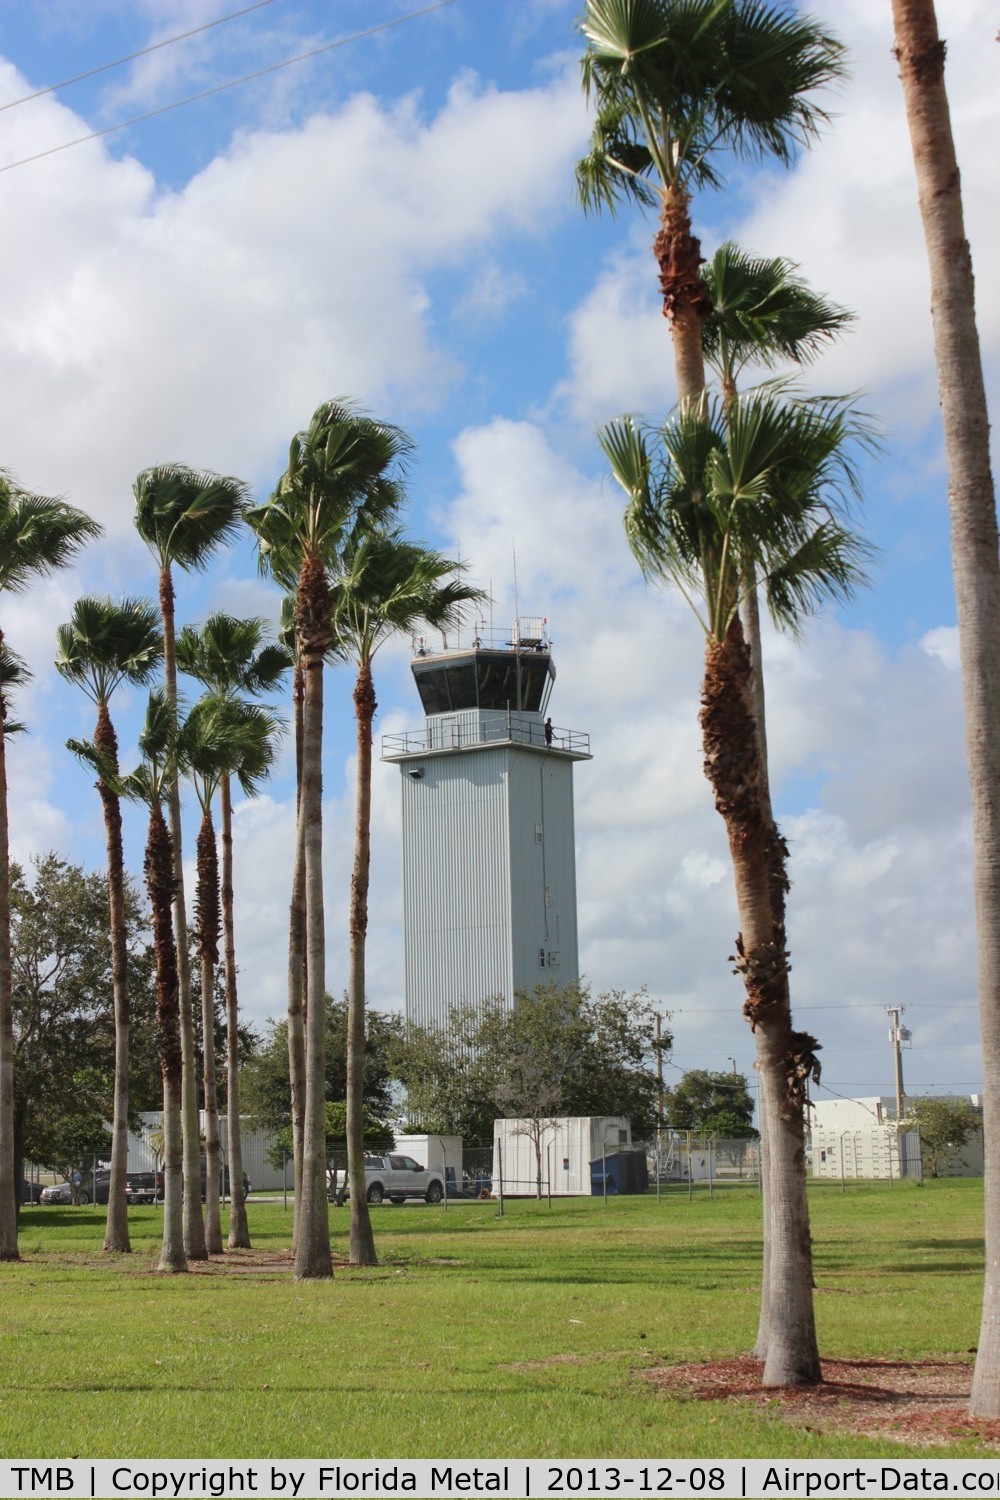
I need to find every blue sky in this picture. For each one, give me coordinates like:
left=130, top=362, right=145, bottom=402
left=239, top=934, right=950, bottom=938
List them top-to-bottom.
left=0, top=0, right=996, bottom=1117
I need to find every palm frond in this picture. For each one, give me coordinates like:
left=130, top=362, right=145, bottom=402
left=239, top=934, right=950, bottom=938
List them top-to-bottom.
left=577, top=0, right=845, bottom=212
left=710, top=1, right=847, bottom=165
left=701, top=241, right=853, bottom=382
left=613, top=381, right=877, bottom=641
left=252, top=401, right=413, bottom=586
left=133, top=464, right=251, bottom=573
left=0, top=477, right=102, bottom=595
left=763, top=520, right=874, bottom=632
left=330, top=529, right=485, bottom=665
left=55, top=595, right=163, bottom=704
left=176, top=613, right=291, bottom=696
left=0, top=639, right=31, bottom=734
left=181, top=692, right=284, bottom=799
left=66, top=735, right=125, bottom=793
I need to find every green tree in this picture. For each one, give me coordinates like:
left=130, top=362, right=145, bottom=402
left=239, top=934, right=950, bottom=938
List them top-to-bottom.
left=576, top=0, right=844, bottom=405
left=890, top=0, right=1000, bottom=1421
left=603, top=386, right=873, bottom=1386
left=248, top=400, right=410, bottom=1280
left=134, top=463, right=250, bottom=1262
left=0, top=474, right=101, bottom=1260
left=331, top=527, right=482, bottom=1264
left=58, top=595, right=162, bottom=1253
left=177, top=615, right=288, bottom=1249
left=10, top=857, right=157, bottom=1204
left=395, top=983, right=664, bottom=1189
left=242, top=996, right=404, bottom=1138
left=664, top=1068, right=756, bottom=1134
left=905, top=1096, right=980, bottom=1180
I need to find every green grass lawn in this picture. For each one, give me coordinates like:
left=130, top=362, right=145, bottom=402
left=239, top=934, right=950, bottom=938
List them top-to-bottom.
left=0, top=1179, right=987, bottom=1460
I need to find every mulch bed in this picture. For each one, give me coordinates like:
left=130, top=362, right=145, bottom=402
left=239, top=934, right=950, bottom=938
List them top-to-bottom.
left=644, top=1356, right=1000, bottom=1450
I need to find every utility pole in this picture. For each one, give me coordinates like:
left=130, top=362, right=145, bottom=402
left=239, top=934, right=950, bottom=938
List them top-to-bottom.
left=887, top=1006, right=909, bottom=1121
left=653, top=1011, right=665, bottom=1129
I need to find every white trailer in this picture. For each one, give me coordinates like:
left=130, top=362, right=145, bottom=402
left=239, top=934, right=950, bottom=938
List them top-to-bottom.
left=493, top=1115, right=631, bottom=1197
left=393, top=1134, right=463, bottom=1195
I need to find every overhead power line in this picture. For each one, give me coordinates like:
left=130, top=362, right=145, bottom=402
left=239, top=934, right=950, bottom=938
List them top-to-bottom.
left=0, top=0, right=460, bottom=177
left=0, top=0, right=282, bottom=114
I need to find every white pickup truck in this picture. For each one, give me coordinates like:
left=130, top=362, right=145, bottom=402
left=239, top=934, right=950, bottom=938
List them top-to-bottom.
left=330, top=1153, right=446, bottom=1205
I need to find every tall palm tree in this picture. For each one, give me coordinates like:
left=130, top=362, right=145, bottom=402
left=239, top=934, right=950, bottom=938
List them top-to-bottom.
left=576, top=0, right=845, bottom=405
left=890, top=0, right=1000, bottom=1419
left=699, top=242, right=853, bottom=1357
left=603, top=387, right=872, bottom=1386
left=248, top=400, right=410, bottom=1280
left=134, top=464, right=250, bottom=1261
left=0, top=474, right=101, bottom=1262
left=330, top=530, right=483, bottom=1265
left=277, top=595, right=308, bottom=1246
left=57, top=596, right=163, bottom=1254
left=177, top=615, right=289, bottom=1250
left=120, top=691, right=188, bottom=1273
left=181, top=694, right=281, bottom=1255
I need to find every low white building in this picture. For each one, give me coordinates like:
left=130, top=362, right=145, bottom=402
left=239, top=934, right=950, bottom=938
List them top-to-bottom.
left=809, top=1095, right=983, bottom=1180
left=493, top=1115, right=631, bottom=1197
left=394, top=1134, right=463, bottom=1195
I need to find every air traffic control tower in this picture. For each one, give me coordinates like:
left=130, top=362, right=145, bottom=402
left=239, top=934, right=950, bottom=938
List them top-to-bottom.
left=382, top=618, right=592, bottom=1034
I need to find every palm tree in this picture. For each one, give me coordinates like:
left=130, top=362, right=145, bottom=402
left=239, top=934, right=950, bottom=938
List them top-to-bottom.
left=576, top=0, right=845, bottom=404
left=890, top=0, right=1000, bottom=1419
left=699, top=242, right=853, bottom=1357
left=603, top=387, right=872, bottom=1386
left=248, top=400, right=410, bottom=1280
left=134, top=464, right=250, bottom=1261
left=0, top=474, right=101, bottom=1262
left=330, top=530, right=483, bottom=1265
left=56, top=596, right=163, bottom=1254
left=277, top=596, right=308, bottom=1246
left=176, top=615, right=289, bottom=1250
left=121, top=691, right=188, bottom=1273
left=181, top=694, right=282, bottom=1255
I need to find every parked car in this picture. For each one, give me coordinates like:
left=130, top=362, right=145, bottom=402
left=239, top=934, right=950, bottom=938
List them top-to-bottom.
left=330, top=1153, right=446, bottom=1205
left=151, top=1164, right=251, bottom=1201
left=39, top=1171, right=111, bottom=1206
left=125, top=1172, right=157, bottom=1204
left=20, top=1179, right=43, bottom=1204
left=39, top=1181, right=73, bottom=1204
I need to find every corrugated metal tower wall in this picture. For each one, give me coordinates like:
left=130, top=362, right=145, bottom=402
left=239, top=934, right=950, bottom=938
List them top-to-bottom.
left=386, top=629, right=590, bottom=1037
left=399, top=737, right=582, bottom=1031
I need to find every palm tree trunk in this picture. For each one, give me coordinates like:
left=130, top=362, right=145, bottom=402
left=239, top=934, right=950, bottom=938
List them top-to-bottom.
left=891, top=0, right=1000, bottom=1418
left=655, top=182, right=711, bottom=406
left=295, top=555, right=333, bottom=1280
left=740, top=563, right=783, bottom=1362
left=159, top=566, right=207, bottom=1261
left=701, top=620, right=819, bottom=1386
left=287, top=662, right=307, bottom=1246
left=348, top=662, right=378, bottom=1266
left=0, top=688, right=19, bottom=1262
left=96, top=702, right=131, bottom=1255
left=220, top=773, right=250, bottom=1250
left=146, top=804, right=186, bottom=1274
left=196, top=807, right=223, bottom=1256
left=288, top=809, right=307, bottom=1242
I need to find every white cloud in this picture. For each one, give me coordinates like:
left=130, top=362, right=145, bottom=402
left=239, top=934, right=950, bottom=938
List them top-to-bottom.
left=0, top=61, right=588, bottom=530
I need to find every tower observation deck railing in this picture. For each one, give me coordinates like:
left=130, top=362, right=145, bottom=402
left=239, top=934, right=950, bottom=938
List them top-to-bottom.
left=411, top=616, right=551, bottom=656
left=382, top=711, right=591, bottom=759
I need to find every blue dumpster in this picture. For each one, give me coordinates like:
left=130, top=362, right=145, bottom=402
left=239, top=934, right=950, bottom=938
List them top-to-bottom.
left=589, top=1150, right=649, bottom=1196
